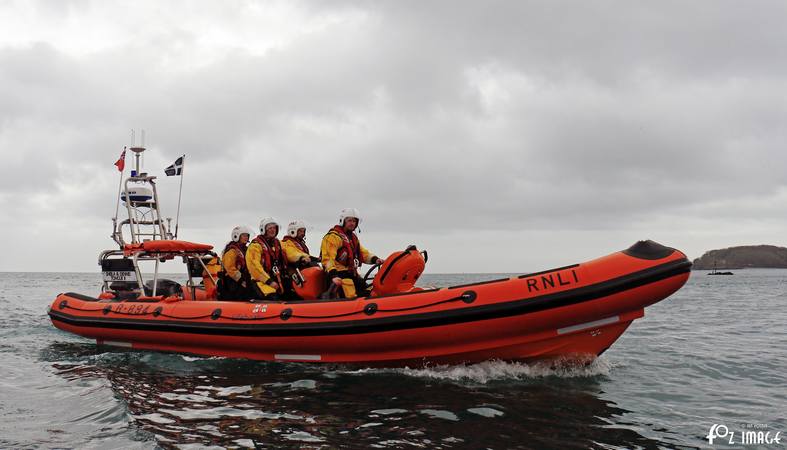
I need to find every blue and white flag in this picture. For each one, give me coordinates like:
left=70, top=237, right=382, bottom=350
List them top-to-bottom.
left=165, top=156, right=184, bottom=176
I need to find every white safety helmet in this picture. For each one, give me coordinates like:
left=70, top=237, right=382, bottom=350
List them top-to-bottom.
left=338, top=208, right=361, bottom=226
left=259, top=217, right=280, bottom=235
left=287, top=219, right=308, bottom=237
left=231, top=225, right=253, bottom=242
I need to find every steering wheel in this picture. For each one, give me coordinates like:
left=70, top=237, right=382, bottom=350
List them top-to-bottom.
left=362, top=260, right=382, bottom=292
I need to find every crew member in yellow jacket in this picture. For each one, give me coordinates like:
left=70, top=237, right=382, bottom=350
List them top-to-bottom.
left=320, top=208, right=384, bottom=299
left=246, top=217, right=288, bottom=300
left=282, top=219, right=320, bottom=270
left=218, top=225, right=252, bottom=300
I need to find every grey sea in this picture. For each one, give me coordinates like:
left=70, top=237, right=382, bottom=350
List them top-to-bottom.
left=1, top=270, right=784, bottom=449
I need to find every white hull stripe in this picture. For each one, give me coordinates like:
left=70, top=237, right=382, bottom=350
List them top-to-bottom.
left=557, top=316, right=620, bottom=335
left=98, top=340, right=133, bottom=348
left=275, top=354, right=322, bottom=361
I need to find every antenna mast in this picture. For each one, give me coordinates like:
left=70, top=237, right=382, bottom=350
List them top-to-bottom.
left=112, top=129, right=168, bottom=246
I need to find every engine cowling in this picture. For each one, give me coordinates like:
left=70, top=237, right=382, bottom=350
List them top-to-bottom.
left=372, top=246, right=426, bottom=296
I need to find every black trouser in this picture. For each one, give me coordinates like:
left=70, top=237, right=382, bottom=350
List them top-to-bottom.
left=217, top=274, right=251, bottom=301
left=281, top=274, right=302, bottom=300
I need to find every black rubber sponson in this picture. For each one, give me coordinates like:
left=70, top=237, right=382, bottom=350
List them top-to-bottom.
left=623, top=240, right=675, bottom=260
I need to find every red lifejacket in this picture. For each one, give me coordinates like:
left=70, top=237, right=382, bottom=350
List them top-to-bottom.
left=327, top=225, right=362, bottom=271
left=282, top=235, right=310, bottom=255
left=251, top=236, right=284, bottom=274
left=222, top=241, right=248, bottom=271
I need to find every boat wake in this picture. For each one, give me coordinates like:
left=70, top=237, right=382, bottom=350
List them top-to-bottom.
left=43, top=341, right=614, bottom=384
left=345, top=357, right=613, bottom=384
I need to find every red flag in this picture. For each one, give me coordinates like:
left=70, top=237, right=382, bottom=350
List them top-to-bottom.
left=114, top=147, right=126, bottom=172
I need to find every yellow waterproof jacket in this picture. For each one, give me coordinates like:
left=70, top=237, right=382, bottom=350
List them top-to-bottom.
left=320, top=226, right=375, bottom=275
left=282, top=237, right=311, bottom=265
left=246, top=240, right=276, bottom=284
left=221, top=244, right=246, bottom=282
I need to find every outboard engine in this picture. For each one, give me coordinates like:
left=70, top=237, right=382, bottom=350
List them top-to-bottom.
left=372, top=245, right=427, bottom=296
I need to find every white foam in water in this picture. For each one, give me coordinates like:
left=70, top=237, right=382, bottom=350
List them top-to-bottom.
left=180, top=355, right=226, bottom=362
left=393, top=357, right=612, bottom=383
left=267, top=379, right=317, bottom=390
left=288, top=379, right=317, bottom=389
left=214, top=385, right=252, bottom=396
left=157, top=392, right=222, bottom=404
left=160, top=406, right=302, bottom=421
left=467, top=407, right=504, bottom=417
left=370, top=408, right=409, bottom=415
left=419, top=409, right=459, bottom=421
left=358, top=422, right=384, bottom=428
left=281, top=430, right=325, bottom=442
left=372, top=439, right=426, bottom=448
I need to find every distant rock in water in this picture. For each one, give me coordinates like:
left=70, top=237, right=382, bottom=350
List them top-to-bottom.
left=692, top=245, right=787, bottom=270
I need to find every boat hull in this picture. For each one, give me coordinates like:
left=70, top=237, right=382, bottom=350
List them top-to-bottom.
left=49, top=241, right=691, bottom=366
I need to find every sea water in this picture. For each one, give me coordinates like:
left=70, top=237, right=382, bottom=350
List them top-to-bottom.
left=0, top=271, right=785, bottom=448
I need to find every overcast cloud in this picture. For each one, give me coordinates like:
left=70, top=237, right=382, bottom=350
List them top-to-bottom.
left=1, top=0, right=786, bottom=273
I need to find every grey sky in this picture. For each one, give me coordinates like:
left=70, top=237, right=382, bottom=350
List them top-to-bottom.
left=1, top=1, right=785, bottom=273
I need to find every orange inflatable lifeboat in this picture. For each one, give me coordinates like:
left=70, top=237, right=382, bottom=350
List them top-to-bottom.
left=48, top=146, right=692, bottom=367
left=48, top=240, right=691, bottom=367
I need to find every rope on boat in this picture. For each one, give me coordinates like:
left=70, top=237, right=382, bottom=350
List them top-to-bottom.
left=58, top=290, right=477, bottom=321
left=376, top=295, right=470, bottom=313
left=61, top=303, right=214, bottom=320
left=59, top=305, right=105, bottom=313
left=289, top=310, right=374, bottom=320
left=152, top=312, right=213, bottom=320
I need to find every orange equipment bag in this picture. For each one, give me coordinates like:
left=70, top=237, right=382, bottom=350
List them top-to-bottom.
left=292, top=266, right=328, bottom=300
